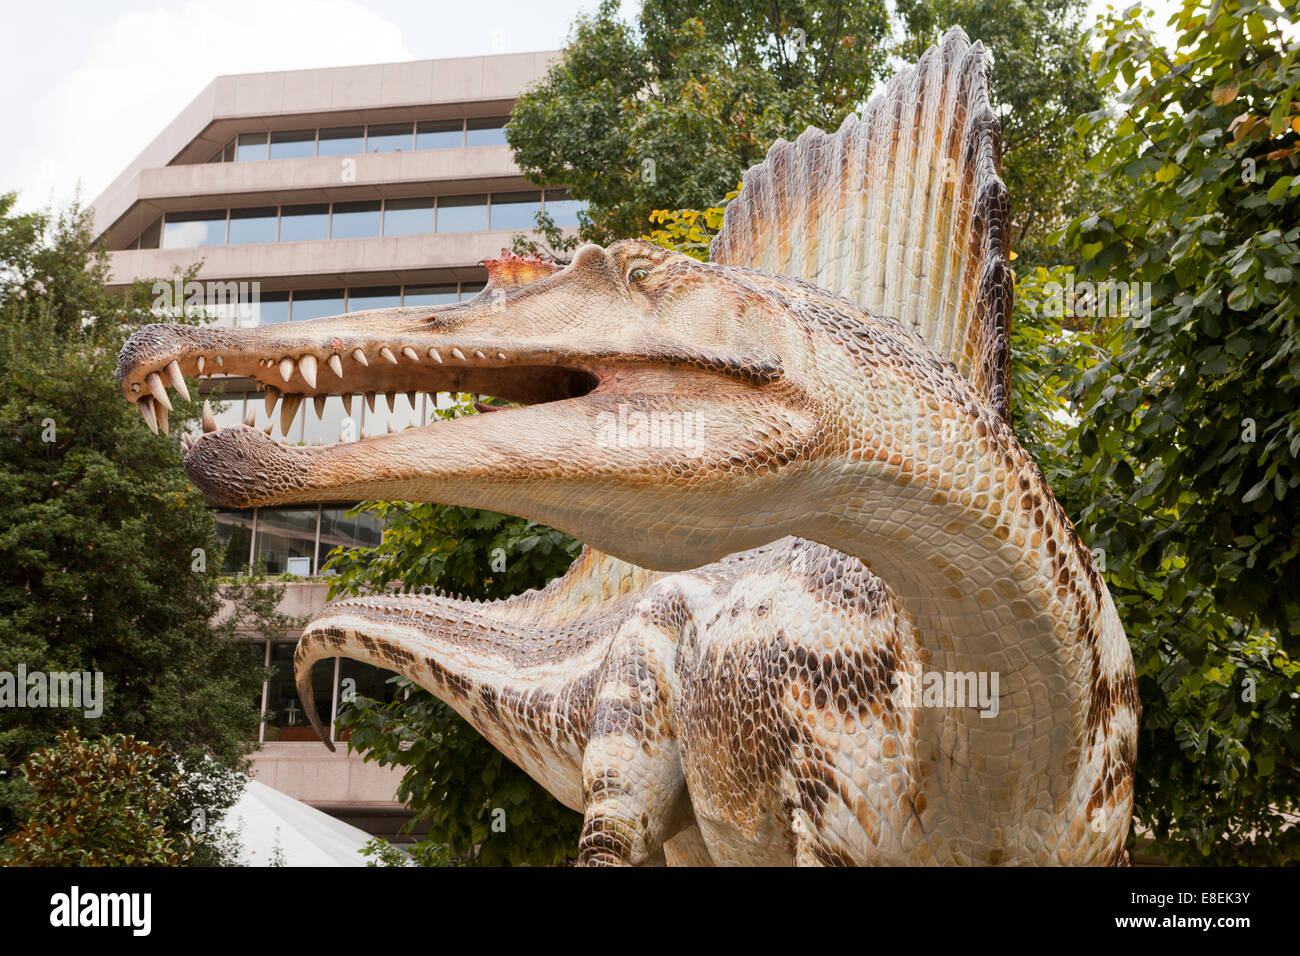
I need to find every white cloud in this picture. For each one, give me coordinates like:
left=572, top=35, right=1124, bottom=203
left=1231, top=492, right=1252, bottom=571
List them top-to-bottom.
left=6, top=0, right=413, bottom=213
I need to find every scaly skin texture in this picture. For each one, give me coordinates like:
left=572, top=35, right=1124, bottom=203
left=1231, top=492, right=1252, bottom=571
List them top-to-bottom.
left=114, top=30, right=1139, bottom=865
left=296, top=539, right=927, bottom=865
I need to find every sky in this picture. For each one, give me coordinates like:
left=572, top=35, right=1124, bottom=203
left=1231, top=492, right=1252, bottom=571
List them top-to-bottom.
left=0, top=0, right=1171, bottom=216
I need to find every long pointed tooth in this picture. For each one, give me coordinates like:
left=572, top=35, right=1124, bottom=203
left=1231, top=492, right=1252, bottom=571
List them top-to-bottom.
left=379, top=346, right=398, bottom=365
left=401, top=346, right=419, bottom=362
left=427, top=347, right=442, bottom=364
left=450, top=347, right=465, bottom=362
left=352, top=348, right=368, bottom=367
left=473, top=349, right=485, bottom=360
left=496, top=351, right=506, bottom=361
left=299, top=354, right=318, bottom=388
left=327, top=354, right=344, bottom=378
left=215, top=355, right=223, bottom=368
left=196, top=356, right=205, bottom=373
left=279, top=357, right=296, bottom=383
left=165, top=360, right=190, bottom=401
left=146, top=372, right=172, bottom=411
left=131, top=382, right=140, bottom=396
left=264, top=387, right=279, bottom=416
left=406, top=391, right=417, bottom=407
left=365, top=392, right=376, bottom=413
left=383, top=392, right=394, bottom=413
left=280, top=394, right=303, bottom=435
left=314, top=395, right=327, bottom=418
left=139, top=396, right=158, bottom=434
left=201, top=400, right=217, bottom=433
left=156, top=402, right=170, bottom=436
left=243, top=406, right=256, bottom=427
left=387, top=421, right=395, bottom=434
left=263, top=423, right=274, bottom=436
left=181, top=433, right=192, bottom=450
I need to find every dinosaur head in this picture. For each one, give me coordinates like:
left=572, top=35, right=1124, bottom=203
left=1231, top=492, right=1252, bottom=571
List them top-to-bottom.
left=116, top=240, right=827, bottom=569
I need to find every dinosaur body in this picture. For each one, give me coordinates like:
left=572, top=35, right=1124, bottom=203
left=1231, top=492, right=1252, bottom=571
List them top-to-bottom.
left=115, top=30, right=1140, bottom=865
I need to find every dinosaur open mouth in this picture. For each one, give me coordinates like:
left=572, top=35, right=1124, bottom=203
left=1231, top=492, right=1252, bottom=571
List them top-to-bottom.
left=118, top=327, right=602, bottom=446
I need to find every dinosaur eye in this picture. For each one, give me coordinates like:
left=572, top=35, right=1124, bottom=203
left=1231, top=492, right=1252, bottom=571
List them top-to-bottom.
left=627, top=265, right=651, bottom=284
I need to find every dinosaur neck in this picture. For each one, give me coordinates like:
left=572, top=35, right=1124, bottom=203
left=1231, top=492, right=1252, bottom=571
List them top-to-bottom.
left=808, top=382, right=1133, bottom=863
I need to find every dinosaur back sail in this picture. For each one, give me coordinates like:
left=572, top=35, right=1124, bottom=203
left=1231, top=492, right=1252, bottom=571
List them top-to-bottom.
left=709, top=27, right=1013, bottom=418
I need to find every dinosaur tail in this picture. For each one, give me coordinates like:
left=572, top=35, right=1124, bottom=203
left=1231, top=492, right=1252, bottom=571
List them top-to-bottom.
left=709, top=26, right=1012, bottom=418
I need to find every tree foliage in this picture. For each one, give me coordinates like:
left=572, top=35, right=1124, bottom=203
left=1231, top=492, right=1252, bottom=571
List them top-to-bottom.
left=1041, top=0, right=1300, bottom=863
left=0, top=195, right=264, bottom=834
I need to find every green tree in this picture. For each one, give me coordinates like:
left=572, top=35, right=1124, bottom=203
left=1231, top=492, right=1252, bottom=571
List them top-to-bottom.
left=508, top=0, right=893, bottom=246
left=1041, top=0, right=1299, bottom=863
left=0, top=195, right=264, bottom=833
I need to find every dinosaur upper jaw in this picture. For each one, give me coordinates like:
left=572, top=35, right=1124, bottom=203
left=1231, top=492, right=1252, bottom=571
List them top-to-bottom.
left=115, top=306, right=804, bottom=529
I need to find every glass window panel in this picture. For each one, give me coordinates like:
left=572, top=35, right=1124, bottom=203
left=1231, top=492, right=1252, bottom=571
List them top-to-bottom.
left=466, top=116, right=509, bottom=147
left=416, top=119, right=463, bottom=149
left=366, top=122, right=413, bottom=153
left=316, top=126, right=364, bottom=157
left=269, top=129, right=316, bottom=160
left=235, top=132, right=269, bottom=162
left=222, top=140, right=235, bottom=163
left=544, top=190, right=587, bottom=228
left=489, top=191, right=542, bottom=231
left=436, top=195, right=487, bottom=233
left=382, top=198, right=435, bottom=237
left=330, top=201, right=381, bottom=239
left=278, top=203, right=329, bottom=242
left=226, top=206, right=278, bottom=245
left=162, top=210, right=227, bottom=249
left=138, top=217, right=162, bottom=250
left=460, top=282, right=486, bottom=299
left=402, top=284, right=459, bottom=306
left=347, top=286, right=402, bottom=312
left=291, top=288, right=345, bottom=322
left=248, top=291, right=290, bottom=327
left=301, top=394, right=352, bottom=447
left=318, top=505, right=383, bottom=573
left=253, top=506, right=319, bottom=575
left=215, top=509, right=254, bottom=573
left=265, top=642, right=334, bottom=741
left=335, top=659, right=402, bottom=740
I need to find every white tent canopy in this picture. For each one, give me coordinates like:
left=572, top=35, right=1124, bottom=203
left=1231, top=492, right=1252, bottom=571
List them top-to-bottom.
left=225, top=780, right=380, bottom=867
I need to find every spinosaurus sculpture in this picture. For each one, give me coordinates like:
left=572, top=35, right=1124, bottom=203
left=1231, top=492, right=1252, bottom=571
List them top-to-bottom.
left=115, top=29, right=1139, bottom=865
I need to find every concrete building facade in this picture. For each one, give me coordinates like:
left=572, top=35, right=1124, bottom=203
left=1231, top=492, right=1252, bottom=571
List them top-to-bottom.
left=92, top=51, right=571, bottom=837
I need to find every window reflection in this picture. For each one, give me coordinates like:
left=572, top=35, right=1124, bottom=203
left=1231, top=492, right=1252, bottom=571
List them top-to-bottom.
left=466, top=116, right=509, bottom=147
left=416, top=119, right=463, bottom=149
left=366, top=123, right=413, bottom=152
left=317, top=126, right=364, bottom=156
left=269, top=129, right=316, bottom=160
left=235, top=132, right=269, bottom=162
left=544, top=190, right=587, bottom=228
left=490, top=191, right=542, bottom=231
left=437, top=195, right=487, bottom=233
left=383, top=199, right=435, bottom=237
left=331, top=201, right=381, bottom=239
left=278, top=203, right=330, bottom=242
left=227, top=206, right=278, bottom=245
left=162, top=210, right=227, bottom=249
left=403, top=285, right=459, bottom=306
left=347, top=286, right=401, bottom=311
left=291, top=289, right=345, bottom=322
left=251, top=292, right=290, bottom=326
left=318, top=506, right=383, bottom=573
left=253, top=507, right=319, bottom=574
left=215, top=509, right=254, bottom=573
left=264, top=642, right=332, bottom=741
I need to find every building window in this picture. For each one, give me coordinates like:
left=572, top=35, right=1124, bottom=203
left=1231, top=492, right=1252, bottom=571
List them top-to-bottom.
left=466, top=116, right=509, bottom=147
left=416, top=119, right=463, bottom=149
left=366, top=122, right=414, bottom=153
left=317, top=125, right=365, bottom=156
left=269, top=129, right=317, bottom=160
left=235, top=132, right=270, bottom=162
left=544, top=189, right=586, bottom=228
left=489, top=191, right=542, bottom=231
left=437, top=194, right=487, bottom=233
left=382, top=198, right=435, bottom=237
left=331, top=201, right=382, bottom=239
left=278, top=203, right=330, bottom=242
left=227, top=206, right=279, bottom=245
left=162, top=210, right=227, bottom=248
left=138, top=217, right=162, bottom=250
left=460, top=281, right=486, bottom=298
left=403, top=284, right=459, bottom=306
left=347, top=286, right=402, bottom=311
left=291, top=288, right=346, bottom=322
left=252, top=291, right=290, bottom=326
left=253, top=506, right=320, bottom=574
left=215, top=509, right=255, bottom=573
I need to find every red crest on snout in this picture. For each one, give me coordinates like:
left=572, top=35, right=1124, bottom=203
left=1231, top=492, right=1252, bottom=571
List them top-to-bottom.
left=480, top=248, right=561, bottom=290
